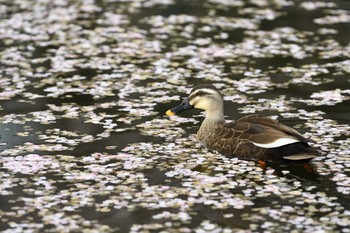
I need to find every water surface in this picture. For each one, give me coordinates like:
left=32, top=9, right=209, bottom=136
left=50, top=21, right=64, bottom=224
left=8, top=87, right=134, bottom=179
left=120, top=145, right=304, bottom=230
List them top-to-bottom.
left=0, top=0, right=349, bottom=232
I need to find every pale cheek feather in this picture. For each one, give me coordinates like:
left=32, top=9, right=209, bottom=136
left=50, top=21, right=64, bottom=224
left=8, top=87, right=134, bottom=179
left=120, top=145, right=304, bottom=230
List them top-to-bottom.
left=189, top=97, right=198, bottom=106
left=194, top=99, right=211, bottom=110
left=252, top=137, right=300, bottom=148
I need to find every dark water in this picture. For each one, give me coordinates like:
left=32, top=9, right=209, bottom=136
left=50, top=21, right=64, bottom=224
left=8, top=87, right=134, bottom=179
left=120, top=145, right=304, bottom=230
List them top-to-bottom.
left=0, top=0, right=349, bottom=232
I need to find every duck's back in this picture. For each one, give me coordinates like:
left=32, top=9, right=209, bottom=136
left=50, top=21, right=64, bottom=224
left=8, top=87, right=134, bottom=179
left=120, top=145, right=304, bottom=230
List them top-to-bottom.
left=198, top=115, right=320, bottom=163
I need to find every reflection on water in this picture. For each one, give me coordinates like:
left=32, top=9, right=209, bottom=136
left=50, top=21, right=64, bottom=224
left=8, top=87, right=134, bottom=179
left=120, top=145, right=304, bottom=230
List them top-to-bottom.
left=0, top=0, right=349, bottom=232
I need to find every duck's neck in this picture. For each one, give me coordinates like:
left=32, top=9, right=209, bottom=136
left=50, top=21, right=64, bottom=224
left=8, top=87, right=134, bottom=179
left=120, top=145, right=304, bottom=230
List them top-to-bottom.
left=197, top=109, right=225, bottom=143
left=203, top=109, right=225, bottom=125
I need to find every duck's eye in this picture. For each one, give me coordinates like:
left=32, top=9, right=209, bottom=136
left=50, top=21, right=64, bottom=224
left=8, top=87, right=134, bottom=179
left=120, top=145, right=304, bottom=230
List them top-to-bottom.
left=189, top=90, right=210, bottom=101
left=193, top=91, right=210, bottom=97
left=195, top=91, right=207, bottom=97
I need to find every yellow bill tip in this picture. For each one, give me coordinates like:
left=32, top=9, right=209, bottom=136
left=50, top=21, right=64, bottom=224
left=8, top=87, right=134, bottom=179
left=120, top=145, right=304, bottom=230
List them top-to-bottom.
left=166, top=110, right=175, bottom=116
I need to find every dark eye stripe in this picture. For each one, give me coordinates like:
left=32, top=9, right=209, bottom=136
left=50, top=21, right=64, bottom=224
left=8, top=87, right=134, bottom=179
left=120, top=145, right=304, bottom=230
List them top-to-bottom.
left=189, top=91, right=210, bottom=100
left=195, top=91, right=208, bottom=97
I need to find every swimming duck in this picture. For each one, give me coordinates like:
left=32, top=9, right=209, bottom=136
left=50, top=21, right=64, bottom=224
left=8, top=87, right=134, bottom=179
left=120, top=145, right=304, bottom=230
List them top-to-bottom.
left=166, top=84, right=320, bottom=163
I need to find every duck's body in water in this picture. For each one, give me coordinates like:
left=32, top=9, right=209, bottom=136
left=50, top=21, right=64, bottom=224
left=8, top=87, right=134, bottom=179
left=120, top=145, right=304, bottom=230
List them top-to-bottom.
left=166, top=84, right=320, bottom=164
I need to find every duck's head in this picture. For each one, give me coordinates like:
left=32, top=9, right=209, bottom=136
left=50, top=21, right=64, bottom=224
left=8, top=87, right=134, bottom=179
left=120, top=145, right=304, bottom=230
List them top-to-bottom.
left=166, top=84, right=224, bottom=116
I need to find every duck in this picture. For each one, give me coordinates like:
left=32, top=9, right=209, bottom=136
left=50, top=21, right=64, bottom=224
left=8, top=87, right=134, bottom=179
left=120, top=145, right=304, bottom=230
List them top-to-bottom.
left=166, top=84, right=320, bottom=163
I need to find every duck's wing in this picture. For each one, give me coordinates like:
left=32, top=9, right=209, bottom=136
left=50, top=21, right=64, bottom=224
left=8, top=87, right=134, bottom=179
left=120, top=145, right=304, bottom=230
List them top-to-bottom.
left=236, top=114, right=314, bottom=144
left=216, top=115, right=319, bottom=161
left=222, top=120, right=301, bottom=149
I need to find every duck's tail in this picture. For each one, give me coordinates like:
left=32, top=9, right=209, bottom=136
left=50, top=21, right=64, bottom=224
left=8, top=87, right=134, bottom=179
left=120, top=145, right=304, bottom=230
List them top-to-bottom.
left=282, top=146, right=320, bottom=161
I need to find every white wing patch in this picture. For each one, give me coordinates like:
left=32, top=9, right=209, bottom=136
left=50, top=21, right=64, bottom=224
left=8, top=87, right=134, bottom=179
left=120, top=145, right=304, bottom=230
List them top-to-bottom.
left=253, top=137, right=299, bottom=148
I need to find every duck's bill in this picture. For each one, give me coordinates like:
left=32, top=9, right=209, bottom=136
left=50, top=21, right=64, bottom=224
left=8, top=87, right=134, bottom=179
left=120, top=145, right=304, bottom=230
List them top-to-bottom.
left=166, top=98, right=194, bottom=116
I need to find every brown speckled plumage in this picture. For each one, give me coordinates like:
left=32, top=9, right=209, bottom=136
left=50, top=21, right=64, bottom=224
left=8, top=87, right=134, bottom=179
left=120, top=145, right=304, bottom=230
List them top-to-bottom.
left=167, top=84, right=320, bottom=163
left=197, top=115, right=319, bottom=162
